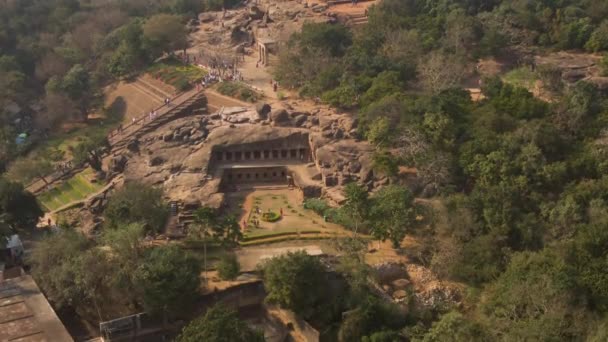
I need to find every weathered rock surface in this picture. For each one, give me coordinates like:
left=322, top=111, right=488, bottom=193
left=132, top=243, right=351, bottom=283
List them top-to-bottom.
left=114, top=102, right=382, bottom=210
left=270, top=109, right=290, bottom=124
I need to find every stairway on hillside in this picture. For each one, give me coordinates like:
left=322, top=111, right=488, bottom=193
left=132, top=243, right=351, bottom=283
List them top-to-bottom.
left=347, top=10, right=368, bottom=27
left=349, top=12, right=369, bottom=26
left=109, top=91, right=207, bottom=153
left=164, top=200, right=198, bottom=239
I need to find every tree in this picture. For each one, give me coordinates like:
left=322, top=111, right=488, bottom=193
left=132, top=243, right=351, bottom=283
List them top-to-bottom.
left=171, top=0, right=204, bottom=15
left=143, top=14, right=187, bottom=56
left=381, top=29, right=424, bottom=65
left=106, top=41, right=139, bottom=78
left=35, top=51, right=69, bottom=83
left=417, top=51, right=466, bottom=93
left=600, top=54, right=608, bottom=76
left=61, top=64, right=92, bottom=118
left=536, top=64, right=563, bottom=94
left=38, top=92, right=79, bottom=130
left=366, top=117, right=395, bottom=148
left=72, top=133, right=109, bottom=171
left=7, top=156, right=54, bottom=185
left=0, top=178, right=43, bottom=231
left=104, top=182, right=168, bottom=232
left=343, top=182, right=370, bottom=234
left=370, top=185, right=416, bottom=248
left=190, top=207, right=217, bottom=283
left=220, top=215, right=242, bottom=244
left=102, top=223, right=145, bottom=300
left=28, top=230, right=91, bottom=309
left=134, top=245, right=201, bottom=318
left=73, top=248, right=121, bottom=321
left=481, top=250, right=589, bottom=340
left=263, top=251, right=329, bottom=320
left=217, top=253, right=240, bottom=281
left=339, top=296, right=404, bottom=342
left=175, top=305, right=264, bottom=342
left=419, top=311, right=489, bottom=342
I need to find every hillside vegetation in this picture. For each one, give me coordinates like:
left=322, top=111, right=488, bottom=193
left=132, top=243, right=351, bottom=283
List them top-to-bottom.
left=276, top=0, right=608, bottom=339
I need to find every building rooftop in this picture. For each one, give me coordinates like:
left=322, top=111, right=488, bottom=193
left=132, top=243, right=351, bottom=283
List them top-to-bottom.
left=0, top=275, right=73, bottom=342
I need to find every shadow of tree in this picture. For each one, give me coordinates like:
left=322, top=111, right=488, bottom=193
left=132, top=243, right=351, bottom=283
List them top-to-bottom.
left=105, top=96, right=127, bottom=123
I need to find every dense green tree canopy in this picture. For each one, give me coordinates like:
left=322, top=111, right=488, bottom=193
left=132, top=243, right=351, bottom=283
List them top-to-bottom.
left=143, top=14, right=188, bottom=55
left=0, top=177, right=43, bottom=234
left=104, top=182, right=168, bottom=232
left=370, top=185, right=417, bottom=248
left=134, top=245, right=201, bottom=318
left=262, top=251, right=330, bottom=320
left=175, top=305, right=264, bottom=342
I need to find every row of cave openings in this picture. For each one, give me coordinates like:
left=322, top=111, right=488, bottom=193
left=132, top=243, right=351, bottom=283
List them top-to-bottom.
left=214, top=148, right=310, bottom=162
left=224, top=168, right=288, bottom=182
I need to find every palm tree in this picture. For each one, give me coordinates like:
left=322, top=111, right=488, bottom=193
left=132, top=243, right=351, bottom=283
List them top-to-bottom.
left=190, top=207, right=217, bottom=285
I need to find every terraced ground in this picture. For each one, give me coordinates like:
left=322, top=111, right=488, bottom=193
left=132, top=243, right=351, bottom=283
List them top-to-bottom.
left=37, top=168, right=104, bottom=212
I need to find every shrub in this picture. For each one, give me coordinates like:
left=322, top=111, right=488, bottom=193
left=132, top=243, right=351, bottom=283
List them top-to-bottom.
left=174, top=78, right=191, bottom=91
left=216, top=82, right=260, bottom=103
left=304, top=198, right=331, bottom=216
left=262, top=211, right=281, bottom=222
left=217, top=254, right=240, bottom=280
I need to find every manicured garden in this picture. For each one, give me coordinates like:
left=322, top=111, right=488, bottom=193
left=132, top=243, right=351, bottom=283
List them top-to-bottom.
left=237, top=191, right=353, bottom=246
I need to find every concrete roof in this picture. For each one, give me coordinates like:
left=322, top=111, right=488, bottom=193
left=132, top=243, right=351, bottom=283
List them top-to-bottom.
left=0, top=275, right=73, bottom=342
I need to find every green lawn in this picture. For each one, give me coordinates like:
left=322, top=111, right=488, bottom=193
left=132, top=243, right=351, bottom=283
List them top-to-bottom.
left=148, top=58, right=207, bottom=91
left=38, top=168, right=105, bottom=212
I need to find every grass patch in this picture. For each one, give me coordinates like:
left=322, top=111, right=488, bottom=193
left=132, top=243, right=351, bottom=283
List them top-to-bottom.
left=148, top=58, right=207, bottom=91
left=503, top=66, right=538, bottom=89
left=216, top=81, right=261, bottom=103
left=38, top=168, right=105, bottom=212
left=243, top=229, right=322, bottom=241
left=240, top=234, right=339, bottom=247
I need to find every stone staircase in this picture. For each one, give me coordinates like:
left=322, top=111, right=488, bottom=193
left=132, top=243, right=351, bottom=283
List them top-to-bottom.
left=348, top=11, right=369, bottom=26
left=110, top=91, right=208, bottom=154
left=164, top=200, right=197, bottom=239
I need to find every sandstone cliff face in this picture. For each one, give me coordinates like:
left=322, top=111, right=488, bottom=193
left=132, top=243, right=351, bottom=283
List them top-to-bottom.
left=113, top=101, right=381, bottom=208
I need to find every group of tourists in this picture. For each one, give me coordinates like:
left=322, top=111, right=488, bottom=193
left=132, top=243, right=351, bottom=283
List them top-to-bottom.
left=56, top=161, right=73, bottom=173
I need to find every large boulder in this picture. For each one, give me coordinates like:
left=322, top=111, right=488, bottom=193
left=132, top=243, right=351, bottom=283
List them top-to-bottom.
left=249, top=6, right=265, bottom=20
left=256, top=103, right=272, bottom=119
left=270, top=109, right=290, bottom=124
left=294, top=114, right=308, bottom=127
left=126, top=139, right=139, bottom=152
left=110, top=155, right=128, bottom=173
left=149, top=156, right=166, bottom=167
left=373, top=262, right=408, bottom=284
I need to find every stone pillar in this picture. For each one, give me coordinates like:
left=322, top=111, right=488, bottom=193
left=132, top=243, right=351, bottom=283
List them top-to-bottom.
left=258, top=43, right=262, bottom=62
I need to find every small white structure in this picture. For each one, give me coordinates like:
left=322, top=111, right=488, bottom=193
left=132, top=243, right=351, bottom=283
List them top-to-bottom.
left=3, top=234, right=24, bottom=264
